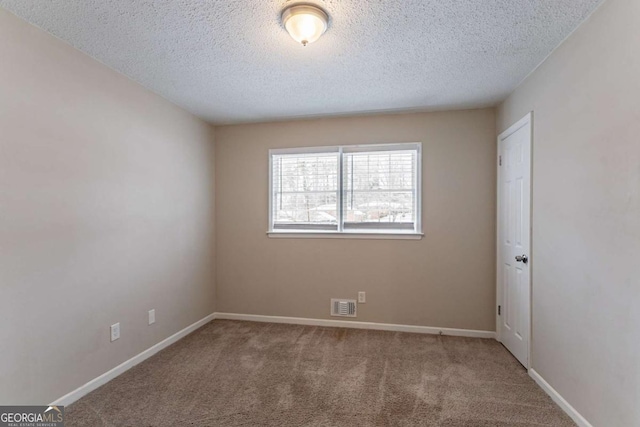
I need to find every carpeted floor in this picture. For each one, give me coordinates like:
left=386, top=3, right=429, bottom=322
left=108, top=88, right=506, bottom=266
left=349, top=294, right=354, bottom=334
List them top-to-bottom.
left=66, top=320, right=575, bottom=426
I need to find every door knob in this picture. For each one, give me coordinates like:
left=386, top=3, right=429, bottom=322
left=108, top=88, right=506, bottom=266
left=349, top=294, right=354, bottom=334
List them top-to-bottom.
left=515, top=255, right=528, bottom=264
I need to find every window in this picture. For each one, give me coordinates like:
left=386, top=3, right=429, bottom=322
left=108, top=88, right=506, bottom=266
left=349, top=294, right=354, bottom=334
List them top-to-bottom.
left=269, top=143, right=421, bottom=237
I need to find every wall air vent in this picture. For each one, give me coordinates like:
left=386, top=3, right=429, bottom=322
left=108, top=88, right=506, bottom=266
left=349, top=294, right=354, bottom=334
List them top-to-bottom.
left=331, top=299, right=357, bottom=317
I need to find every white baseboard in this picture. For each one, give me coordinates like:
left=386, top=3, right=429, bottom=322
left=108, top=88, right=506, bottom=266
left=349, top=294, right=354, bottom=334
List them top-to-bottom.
left=213, top=312, right=496, bottom=339
left=51, top=313, right=216, bottom=407
left=529, top=369, right=593, bottom=427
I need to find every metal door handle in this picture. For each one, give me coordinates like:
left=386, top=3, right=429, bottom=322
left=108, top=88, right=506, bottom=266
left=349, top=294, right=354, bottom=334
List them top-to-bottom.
left=515, top=255, right=528, bottom=264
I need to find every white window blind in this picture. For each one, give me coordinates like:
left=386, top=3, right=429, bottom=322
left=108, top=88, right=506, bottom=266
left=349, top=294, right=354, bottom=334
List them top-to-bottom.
left=270, top=143, right=421, bottom=234
left=343, top=148, right=417, bottom=231
left=271, top=150, right=339, bottom=230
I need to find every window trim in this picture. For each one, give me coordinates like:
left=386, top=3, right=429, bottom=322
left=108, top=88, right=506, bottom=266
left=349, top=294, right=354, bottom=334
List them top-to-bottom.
left=268, top=143, right=422, bottom=239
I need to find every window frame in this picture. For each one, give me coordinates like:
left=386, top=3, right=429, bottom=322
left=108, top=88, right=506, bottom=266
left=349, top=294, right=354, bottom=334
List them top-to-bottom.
left=268, top=143, right=423, bottom=240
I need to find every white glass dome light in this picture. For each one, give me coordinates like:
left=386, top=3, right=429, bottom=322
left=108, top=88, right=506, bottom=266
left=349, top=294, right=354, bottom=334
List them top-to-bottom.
left=281, top=4, right=329, bottom=47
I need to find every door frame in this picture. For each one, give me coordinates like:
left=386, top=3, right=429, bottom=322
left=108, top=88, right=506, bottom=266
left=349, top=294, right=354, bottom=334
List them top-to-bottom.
left=496, top=111, right=533, bottom=369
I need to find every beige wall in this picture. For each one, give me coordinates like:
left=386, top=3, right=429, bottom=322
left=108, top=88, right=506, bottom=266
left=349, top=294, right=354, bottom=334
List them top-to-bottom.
left=497, top=0, right=640, bottom=425
left=0, top=10, right=216, bottom=404
left=215, top=109, right=496, bottom=331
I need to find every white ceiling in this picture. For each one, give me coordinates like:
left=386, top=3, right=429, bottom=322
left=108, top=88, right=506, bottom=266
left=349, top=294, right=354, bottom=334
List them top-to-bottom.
left=0, top=0, right=603, bottom=124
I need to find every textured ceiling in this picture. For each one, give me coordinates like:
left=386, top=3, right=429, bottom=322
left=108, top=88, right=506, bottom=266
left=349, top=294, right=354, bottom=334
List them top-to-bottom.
left=0, top=0, right=603, bottom=124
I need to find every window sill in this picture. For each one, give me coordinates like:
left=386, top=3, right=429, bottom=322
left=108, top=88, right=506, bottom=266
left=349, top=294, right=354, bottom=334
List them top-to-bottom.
left=266, top=231, right=424, bottom=240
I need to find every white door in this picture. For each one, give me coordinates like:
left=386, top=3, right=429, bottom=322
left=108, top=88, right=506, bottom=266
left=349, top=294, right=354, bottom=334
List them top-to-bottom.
left=497, top=113, right=532, bottom=368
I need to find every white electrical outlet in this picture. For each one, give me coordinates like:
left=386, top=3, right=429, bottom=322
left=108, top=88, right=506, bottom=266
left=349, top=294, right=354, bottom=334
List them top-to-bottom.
left=358, top=291, right=366, bottom=303
left=148, top=309, right=156, bottom=325
left=110, top=323, right=120, bottom=342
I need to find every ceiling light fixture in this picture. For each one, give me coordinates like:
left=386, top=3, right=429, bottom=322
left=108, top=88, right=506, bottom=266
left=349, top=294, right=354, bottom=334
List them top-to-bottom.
left=281, top=4, right=329, bottom=47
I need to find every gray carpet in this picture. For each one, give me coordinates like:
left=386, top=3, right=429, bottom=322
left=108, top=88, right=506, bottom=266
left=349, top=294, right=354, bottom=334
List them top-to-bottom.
left=66, top=320, right=575, bottom=426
